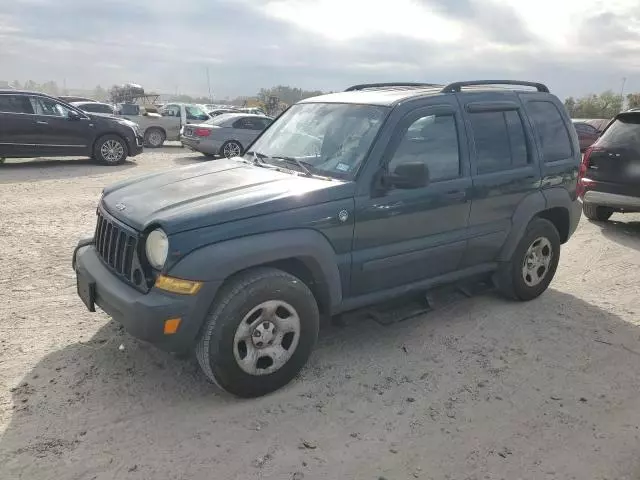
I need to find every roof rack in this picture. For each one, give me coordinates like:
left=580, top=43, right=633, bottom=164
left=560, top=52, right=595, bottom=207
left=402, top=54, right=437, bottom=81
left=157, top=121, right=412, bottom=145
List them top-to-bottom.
left=441, top=80, right=549, bottom=93
left=345, top=82, right=442, bottom=92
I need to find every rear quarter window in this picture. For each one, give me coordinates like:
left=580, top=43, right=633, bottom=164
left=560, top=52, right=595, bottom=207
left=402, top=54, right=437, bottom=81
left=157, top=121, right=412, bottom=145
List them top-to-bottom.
left=526, top=101, right=573, bottom=162
left=597, top=115, right=640, bottom=150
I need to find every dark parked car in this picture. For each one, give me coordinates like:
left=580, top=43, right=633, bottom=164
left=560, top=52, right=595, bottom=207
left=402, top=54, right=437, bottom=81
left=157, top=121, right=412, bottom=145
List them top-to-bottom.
left=73, top=80, right=581, bottom=397
left=0, top=90, right=143, bottom=165
left=71, top=101, right=116, bottom=116
left=578, top=110, right=640, bottom=220
left=181, top=113, right=273, bottom=158
left=572, top=119, right=601, bottom=152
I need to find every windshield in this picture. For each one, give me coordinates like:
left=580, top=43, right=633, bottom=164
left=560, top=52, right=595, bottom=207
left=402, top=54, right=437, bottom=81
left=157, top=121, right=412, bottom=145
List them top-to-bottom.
left=247, top=102, right=388, bottom=179
left=185, top=105, right=209, bottom=121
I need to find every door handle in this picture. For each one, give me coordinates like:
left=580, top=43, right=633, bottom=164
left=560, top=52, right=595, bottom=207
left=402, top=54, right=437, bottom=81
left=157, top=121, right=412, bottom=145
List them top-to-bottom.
left=36, top=120, right=48, bottom=125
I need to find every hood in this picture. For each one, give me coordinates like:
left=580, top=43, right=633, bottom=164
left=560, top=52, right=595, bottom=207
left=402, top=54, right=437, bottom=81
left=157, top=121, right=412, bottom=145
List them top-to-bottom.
left=101, top=160, right=354, bottom=234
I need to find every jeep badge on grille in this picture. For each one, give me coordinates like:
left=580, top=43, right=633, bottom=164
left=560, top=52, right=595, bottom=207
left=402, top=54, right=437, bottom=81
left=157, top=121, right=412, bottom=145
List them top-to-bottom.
left=115, top=203, right=126, bottom=211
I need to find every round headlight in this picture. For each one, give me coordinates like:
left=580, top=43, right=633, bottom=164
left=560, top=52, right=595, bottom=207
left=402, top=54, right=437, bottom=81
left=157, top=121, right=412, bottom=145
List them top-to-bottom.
left=145, top=229, right=168, bottom=269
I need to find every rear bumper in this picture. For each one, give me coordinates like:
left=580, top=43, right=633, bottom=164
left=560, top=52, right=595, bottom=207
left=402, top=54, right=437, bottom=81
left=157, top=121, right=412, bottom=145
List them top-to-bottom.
left=180, top=136, right=224, bottom=155
left=583, top=190, right=640, bottom=211
left=73, top=242, right=221, bottom=352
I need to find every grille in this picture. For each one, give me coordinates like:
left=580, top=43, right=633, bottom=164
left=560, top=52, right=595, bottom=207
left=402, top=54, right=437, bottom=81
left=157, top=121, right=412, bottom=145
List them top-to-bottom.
left=94, top=209, right=144, bottom=289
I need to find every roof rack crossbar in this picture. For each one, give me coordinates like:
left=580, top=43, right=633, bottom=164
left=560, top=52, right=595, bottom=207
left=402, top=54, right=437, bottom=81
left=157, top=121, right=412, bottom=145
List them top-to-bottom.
left=441, top=80, right=549, bottom=93
left=345, top=82, right=442, bottom=92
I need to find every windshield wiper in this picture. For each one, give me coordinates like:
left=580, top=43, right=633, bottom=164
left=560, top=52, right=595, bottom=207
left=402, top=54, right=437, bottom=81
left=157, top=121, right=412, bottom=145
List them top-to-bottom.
left=269, top=155, right=314, bottom=177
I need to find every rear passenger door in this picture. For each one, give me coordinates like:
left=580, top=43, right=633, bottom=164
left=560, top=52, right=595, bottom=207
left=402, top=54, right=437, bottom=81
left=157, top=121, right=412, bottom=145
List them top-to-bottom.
left=0, top=93, right=39, bottom=157
left=459, top=95, right=541, bottom=267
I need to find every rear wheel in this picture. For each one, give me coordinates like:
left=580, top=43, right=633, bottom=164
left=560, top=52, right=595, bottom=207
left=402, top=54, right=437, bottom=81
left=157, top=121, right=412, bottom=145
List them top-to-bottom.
left=144, top=128, right=165, bottom=148
left=93, top=135, right=127, bottom=165
left=220, top=140, right=242, bottom=159
left=583, top=203, right=614, bottom=221
left=494, top=218, right=561, bottom=301
left=195, top=268, right=319, bottom=398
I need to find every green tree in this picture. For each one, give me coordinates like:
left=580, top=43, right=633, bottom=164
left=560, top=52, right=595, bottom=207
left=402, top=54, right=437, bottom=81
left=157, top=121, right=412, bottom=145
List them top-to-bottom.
left=23, top=80, right=39, bottom=91
left=565, top=90, right=623, bottom=118
left=627, top=93, right=640, bottom=110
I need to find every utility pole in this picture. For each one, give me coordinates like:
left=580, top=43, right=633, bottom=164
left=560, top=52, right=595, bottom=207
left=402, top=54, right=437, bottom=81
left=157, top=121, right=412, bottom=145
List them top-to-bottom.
left=206, top=67, right=213, bottom=103
left=620, top=77, right=627, bottom=111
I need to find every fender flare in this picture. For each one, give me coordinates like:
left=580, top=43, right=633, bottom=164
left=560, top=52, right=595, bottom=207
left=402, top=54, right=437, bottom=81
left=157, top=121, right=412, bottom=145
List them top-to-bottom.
left=497, top=191, right=546, bottom=261
left=169, top=229, right=343, bottom=310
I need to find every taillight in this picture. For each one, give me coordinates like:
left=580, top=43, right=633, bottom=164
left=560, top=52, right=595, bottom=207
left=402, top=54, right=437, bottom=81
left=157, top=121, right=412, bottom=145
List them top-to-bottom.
left=194, top=128, right=211, bottom=137
left=576, top=146, right=600, bottom=198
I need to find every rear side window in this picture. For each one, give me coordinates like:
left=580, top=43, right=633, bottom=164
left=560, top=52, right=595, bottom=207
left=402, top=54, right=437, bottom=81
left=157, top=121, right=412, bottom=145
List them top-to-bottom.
left=0, top=94, right=34, bottom=114
left=527, top=101, right=573, bottom=162
left=469, top=110, right=529, bottom=174
left=597, top=115, right=640, bottom=150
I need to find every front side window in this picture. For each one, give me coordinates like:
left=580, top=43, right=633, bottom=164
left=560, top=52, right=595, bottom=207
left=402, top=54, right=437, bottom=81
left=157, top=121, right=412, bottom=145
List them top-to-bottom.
left=0, top=94, right=34, bottom=114
left=30, top=97, right=71, bottom=117
left=527, top=101, right=573, bottom=162
left=247, top=102, right=388, bottom=179
left=162, top=105, right=180, bottom=117
left=469, top=110, right=529, bottom=173
left=388, top=113, right=460, bottom=182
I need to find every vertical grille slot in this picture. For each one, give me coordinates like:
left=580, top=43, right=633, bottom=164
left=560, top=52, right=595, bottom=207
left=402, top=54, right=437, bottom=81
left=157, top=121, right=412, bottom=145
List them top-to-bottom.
left=93, top=209, right=140, bottom=287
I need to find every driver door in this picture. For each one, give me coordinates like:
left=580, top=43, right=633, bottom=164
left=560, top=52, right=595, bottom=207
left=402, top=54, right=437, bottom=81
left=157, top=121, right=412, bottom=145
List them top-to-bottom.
left=29, top=96, right=92, bottom=157
left=351, top=104, right=472, bottom=296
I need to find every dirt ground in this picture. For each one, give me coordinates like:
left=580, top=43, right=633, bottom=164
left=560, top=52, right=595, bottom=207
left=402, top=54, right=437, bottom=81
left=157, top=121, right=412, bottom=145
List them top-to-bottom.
left=1, top=147, right=640, bottom=480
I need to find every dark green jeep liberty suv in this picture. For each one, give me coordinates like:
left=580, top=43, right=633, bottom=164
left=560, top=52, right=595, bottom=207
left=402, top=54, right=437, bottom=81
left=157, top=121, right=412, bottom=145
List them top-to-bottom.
left=73, top=80, right=582, bottom=397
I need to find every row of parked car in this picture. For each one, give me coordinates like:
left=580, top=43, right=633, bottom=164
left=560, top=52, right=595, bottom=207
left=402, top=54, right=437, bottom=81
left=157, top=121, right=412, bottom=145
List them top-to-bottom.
left=0, top=90, right=274, bottom=164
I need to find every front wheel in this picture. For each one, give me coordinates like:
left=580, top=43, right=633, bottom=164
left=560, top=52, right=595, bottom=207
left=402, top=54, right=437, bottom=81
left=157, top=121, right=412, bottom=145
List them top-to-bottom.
left=93, top=135, right=127, bottom=165
left=583, top=203, right=613, bottom=222
left=494, top=218, right=561, bottom=301
left=195, top=268, right=319, bottom=398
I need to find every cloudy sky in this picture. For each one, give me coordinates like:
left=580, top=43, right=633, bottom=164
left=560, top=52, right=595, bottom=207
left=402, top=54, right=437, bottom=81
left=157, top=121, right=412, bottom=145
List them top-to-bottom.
left=1, top=0, right=639, bottom=99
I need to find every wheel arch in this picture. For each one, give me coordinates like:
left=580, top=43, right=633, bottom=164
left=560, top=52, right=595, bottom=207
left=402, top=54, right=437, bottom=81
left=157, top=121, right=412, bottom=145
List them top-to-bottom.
left=168, top=230, right=342, bottom=315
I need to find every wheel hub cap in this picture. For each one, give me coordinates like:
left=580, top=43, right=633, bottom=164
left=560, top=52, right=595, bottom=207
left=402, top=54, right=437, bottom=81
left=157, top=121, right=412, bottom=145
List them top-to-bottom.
left=522, top=237, right=553, bottom=287
left=233, top=300, right=301, bottom=376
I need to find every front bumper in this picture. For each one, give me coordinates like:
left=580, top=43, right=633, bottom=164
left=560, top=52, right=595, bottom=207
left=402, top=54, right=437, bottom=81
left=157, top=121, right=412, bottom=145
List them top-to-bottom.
left=128, top=134, right=144, bottom=156
left=583, top=190, right=640, bottom=212
left=73, top=241, right=221, bottom=352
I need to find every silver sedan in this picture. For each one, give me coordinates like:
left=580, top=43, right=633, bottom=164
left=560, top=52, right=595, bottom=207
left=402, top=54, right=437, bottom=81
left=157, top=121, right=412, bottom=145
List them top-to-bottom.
left=181, top=113, right=273, bottom=158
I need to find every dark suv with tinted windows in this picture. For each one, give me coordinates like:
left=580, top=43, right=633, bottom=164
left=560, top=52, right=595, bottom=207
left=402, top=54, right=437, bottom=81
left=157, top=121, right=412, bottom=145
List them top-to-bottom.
left=73, top=80, right=582, bottom=397
left=0, top=90, right=143, bottom=165
left=578, top=110, right=640, bottom=220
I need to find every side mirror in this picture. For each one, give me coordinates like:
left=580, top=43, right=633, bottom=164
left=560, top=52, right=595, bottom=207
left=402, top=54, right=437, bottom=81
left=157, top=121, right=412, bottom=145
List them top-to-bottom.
left=68, top=110, right=82, bottom=121
left=385, top=162, right=429, bottom=189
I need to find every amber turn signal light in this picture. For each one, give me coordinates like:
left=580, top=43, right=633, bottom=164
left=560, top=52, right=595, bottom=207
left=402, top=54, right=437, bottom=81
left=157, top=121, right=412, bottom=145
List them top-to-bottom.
left=155, top=275, right=202, bottom=295
left=163, top=318, right=182, bottom=335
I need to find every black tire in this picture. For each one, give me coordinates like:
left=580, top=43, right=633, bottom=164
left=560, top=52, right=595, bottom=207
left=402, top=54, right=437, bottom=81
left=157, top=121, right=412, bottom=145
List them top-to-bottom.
left=144, top=128, right=165, bottom=148
left=93, top=135, right=127, bottom=165
left=220, top=140, right=243, bottom=159
left=583, top=203, right=613, bottom=222
left=494, top=218, right=561, bottom=301
left=195, top=267, right=319, bottom=398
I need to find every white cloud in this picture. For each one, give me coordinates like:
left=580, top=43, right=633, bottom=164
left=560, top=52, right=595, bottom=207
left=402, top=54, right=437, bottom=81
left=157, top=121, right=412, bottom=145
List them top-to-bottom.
left=261, top=0, right=463, bottom=43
